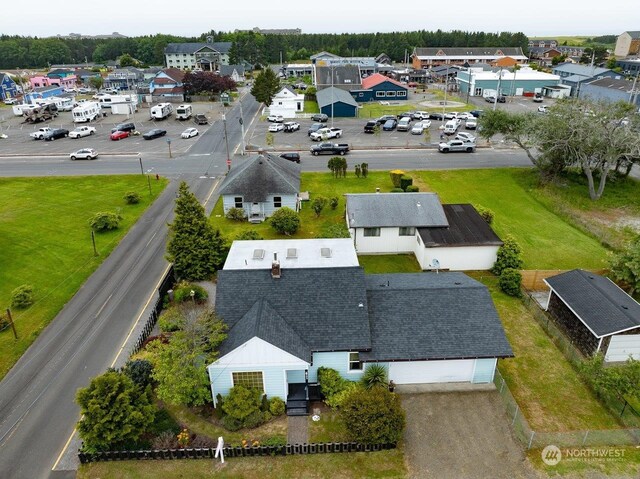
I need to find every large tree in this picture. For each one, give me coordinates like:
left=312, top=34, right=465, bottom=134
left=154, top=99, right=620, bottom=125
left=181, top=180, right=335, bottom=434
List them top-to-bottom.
left=251, top=67, right=280, bottom=105
left=183, top=71, right=237, bottom=96
left=166, top=182, right=228, bottom=280
left=610, top=237, right=640, bottom=295
left=148, top=308, right=227, bottom=406
left=76, top=370, right=155, bottom=451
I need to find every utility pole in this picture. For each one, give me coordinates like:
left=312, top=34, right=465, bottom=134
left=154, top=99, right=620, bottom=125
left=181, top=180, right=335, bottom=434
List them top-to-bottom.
left=493, top=68, right=503, bottom=111
left=629, top=71, right=639, bottom=104
left=239, top=99, right=246, bottom=155
left=223, top=111, right=231, bottom=171
left=91, top=230, right=98, bottom=256
left=6, top=308, right=17, bottom=339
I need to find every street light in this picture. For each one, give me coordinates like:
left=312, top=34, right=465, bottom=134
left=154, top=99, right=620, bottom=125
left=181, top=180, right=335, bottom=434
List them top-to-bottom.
left=238, top=98, right=246, bottom=156
left=222, top=111, right=230, bottom=171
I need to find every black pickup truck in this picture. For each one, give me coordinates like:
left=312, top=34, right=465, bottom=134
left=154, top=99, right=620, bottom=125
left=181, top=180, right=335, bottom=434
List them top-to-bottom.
left=309, top=142, right=350, bottom=156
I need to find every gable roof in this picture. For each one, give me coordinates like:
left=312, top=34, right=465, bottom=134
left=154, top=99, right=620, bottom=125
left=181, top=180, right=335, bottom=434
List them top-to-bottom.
left=624, top=31, right=640, bottom=39
left=164, top=42, right=232, bottom=55
left=413, top=47, right=527, bottom=60
left=311, top=51, right=340, bottom=60
left=553, top=63, right=613, bottom=77
left=219, top=64, right=245, bottom=77
left=315, top=65, right=362, bottom=90
left=160, top=68, right=186, bottom=82
left=361, top=73, right=407, bottom=90
left=585, top=77, right=635, bottom=92
left=316, top=86, right=359, bottom=108
left=218, top=153, right=300, bottom=201
left=346, top=193, right=448, bottom=228
left=418, top=204, right=503, bottom=247
left=215, top=267, right=371, bottom=356
left=545, top=269, right=640, bottom=337
left=361, top=273, right=513, bottom=361
left=220, top=299, right=311, bottom=362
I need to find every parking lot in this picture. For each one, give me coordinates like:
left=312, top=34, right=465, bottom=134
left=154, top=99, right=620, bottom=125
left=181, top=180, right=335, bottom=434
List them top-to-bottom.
left=0, top=102, right=220, bottom=158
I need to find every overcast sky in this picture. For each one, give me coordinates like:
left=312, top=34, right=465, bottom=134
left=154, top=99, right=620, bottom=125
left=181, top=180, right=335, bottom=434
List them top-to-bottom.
left=3, top=0, right=637, bottom=37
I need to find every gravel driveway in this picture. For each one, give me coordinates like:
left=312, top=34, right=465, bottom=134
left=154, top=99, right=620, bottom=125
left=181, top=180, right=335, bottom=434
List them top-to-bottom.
left=401, top=391, right=541, bottom=479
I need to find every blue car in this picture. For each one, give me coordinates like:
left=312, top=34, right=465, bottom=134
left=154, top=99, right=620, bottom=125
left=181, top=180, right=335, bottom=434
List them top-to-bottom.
left=383, top=119, right=397, bottom=131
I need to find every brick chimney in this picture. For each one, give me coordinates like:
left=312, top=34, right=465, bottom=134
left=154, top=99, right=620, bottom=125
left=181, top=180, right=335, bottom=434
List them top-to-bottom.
left=271, top=252, right=281, bottom=279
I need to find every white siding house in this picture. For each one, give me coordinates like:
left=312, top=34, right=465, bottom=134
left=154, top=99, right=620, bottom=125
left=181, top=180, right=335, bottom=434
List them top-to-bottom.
left=268, top=86, right=304, bottom=118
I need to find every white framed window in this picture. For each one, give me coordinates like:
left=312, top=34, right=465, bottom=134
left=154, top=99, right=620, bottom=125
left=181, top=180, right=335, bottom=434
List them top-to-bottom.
left=375, top=90, right=385, bottom=98
left=386, top=91, right=397, bottom=97
left=397, top=91, right=406, bottom=97
left=234, top=196, right=243, bottom=208
left=273, top=196, right=282, bottom=208
left=363, top=227, right=380, bottom=237
left=399, top=227, right=415, bottom=236
left=416, top=235, right=422, bottom=245
left=348, top=352, right=363, bottom=371
left=232, top=371, right=264, bottom=392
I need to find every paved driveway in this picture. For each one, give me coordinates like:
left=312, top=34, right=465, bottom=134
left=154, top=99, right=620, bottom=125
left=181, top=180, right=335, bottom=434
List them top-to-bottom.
left=401, top=391, right=541, bottom=479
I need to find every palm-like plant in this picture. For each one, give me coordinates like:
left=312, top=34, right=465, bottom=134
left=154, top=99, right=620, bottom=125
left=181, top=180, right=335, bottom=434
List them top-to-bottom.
left=360, top=364, right=388, bottom=390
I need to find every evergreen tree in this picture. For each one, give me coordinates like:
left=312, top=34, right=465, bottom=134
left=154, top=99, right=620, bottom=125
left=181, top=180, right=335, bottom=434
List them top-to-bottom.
left=251, top=67, right=280, bottom=105
left=166, top=182, right=227, bottom=280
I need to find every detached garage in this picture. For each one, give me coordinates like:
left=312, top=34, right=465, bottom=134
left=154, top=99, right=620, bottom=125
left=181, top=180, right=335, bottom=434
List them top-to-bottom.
left=545, top=269, right=640, bottom=362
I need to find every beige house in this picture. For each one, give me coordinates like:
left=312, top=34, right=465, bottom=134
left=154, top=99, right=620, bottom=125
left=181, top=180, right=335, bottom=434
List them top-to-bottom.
left=614, top=31, right=640, bottom=58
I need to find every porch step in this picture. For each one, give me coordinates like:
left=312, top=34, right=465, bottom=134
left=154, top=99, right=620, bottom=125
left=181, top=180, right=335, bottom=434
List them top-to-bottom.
left=286, top=400, right=308, bottom=409
left=286, top=407, right=309, bottom=416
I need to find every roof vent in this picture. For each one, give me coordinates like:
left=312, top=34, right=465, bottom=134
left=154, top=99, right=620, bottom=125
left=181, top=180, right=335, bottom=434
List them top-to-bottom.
left=416, top=202, right=422, bottom=208
left=321, top=247, right=332, bottom=258
left=287, top=248, right=297, bottom=259
left=252, top=249, right=265, bottom=260
left=271, top=252, right=281, bottom=279
left=454, top=281, right=462, bottom=285
left=358, top=302, right=364, bottom=308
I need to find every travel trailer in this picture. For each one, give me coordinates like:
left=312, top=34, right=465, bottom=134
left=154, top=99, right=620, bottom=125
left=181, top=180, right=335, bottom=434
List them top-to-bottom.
left=150, top=102, right=173, bottom=120
left=175, top=104, right=192, bottom=120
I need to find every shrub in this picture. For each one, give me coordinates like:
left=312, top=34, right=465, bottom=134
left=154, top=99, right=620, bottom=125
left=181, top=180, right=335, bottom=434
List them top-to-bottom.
left=361, top=163, right=369, bottom=178
left=355, top=164, right=361, bottom=178
left=390, top=170, right=405, bottom=188
left=400, top=175, right=413, bottom=191
left=405, top=185, right=420, bottom=192
left=390, top=188, right=404, bottom=193
left=123, top=191, right=141, bottom=204
left=311, top=196, right=328, bottom=217
left=329, top=197, right=339, bottom=210
left=475, top=205, right=495, bottom=225
left=226, top=207, right=246, bottom=221
left=269, top=207, right=300, bottom=236
left=90, top=211, right=122, bottom=232
left=235, top=230, right=263, bottom=241
left=492, top=235, right=523, bottom=275
left=609, top=236, right=640, bottom=295
left=499, top=268, right=522, bottom=297
left=172, top=282, right=208, bottom=304
left=11, top=284, right=34, bottom=309
left=158, top=306, right=185, bottom=332
left=0, top=312, right=9, bottom=331
left=123, top=359, right=154, bottom=388
left=360, top=364, right=388, bottom=390
left=318, top=367, right=357, bottom=408
left=326, top=381, right=359, bottom=408
left=221, top=386, right=263, bottom=429
left=339, top=387, right=405, bottom=445
left=215, top=394, right=225, bottom=419
left=260, top=394, right=270, bottom=412
left=269, top=397, right=286, bottom=416
left=147, top=408, right=181, bottom=436
left=262, top=411, right=273, bottom=423
left=221, top=415, right=242, bottom=431
left=152, top=430, right=178, bottom=449
left=191, top=435, right=217, bottom=448
left=263, top=435, right=287, bottom=447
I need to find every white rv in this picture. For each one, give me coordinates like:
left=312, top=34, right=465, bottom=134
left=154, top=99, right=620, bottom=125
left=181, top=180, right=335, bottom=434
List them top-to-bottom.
left=45, top=96, right=75, bottom=112
left=72, top=101, right=102, bottom=123
left=12, top=103, right=39, bottom=116
left=150, top=103, right=173, bottom=120
left=175, top=104, right=192, bottom=120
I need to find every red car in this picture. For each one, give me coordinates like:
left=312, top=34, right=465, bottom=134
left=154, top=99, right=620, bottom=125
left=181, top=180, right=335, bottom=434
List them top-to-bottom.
left=110, top=130, right=129, bottom=141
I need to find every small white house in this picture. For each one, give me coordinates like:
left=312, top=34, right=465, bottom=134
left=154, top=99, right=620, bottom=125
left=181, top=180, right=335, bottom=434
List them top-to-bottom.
left=268, top=86, right=304, bottom=118
left=346, top=193, right=502, bottom=271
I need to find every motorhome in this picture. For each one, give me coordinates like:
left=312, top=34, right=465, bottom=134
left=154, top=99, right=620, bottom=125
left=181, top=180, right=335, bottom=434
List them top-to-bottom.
left=44, top=96, right=75, bottom=112
left=72, top=101, right=102, bottom=123
left=150, top=102, right=173, bottom=120
left=12, top=103, right=38, bottom=116
left=175, top=104, right=192, bottom=120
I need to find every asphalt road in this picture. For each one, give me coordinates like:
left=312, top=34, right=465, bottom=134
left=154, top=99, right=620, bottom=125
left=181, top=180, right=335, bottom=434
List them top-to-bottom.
left=0, top=93, right=261, bottom=479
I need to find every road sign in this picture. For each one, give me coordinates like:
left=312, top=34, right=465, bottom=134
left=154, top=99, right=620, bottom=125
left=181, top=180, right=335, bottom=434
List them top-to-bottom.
left=226, top=159, right=231, bottom=166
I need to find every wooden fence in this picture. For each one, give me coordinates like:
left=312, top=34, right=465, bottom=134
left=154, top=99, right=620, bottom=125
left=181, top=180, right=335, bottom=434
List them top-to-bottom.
left=520, top=269, right=608, bottom=291
left=78, top=442, right=396, bottom=463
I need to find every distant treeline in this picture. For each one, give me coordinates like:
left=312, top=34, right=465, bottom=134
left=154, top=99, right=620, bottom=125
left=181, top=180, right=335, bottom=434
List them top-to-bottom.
left=0, top=29, right=531, bottom=70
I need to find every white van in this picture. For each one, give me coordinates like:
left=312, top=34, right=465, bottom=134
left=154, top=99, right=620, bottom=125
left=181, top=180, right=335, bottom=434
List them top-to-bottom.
left=150, top=103, right=173, bottom=120
left=175, top=104, right=192, bottom=120
left=396, top=117, right=412, bottom=131
left=443, top=119, right=459, bottom=135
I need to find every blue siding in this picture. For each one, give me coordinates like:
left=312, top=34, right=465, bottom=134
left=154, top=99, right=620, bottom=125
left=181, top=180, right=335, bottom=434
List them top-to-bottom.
left=1, top=75, right=18, bottom=100
left=350, top=82, right=408, bottom=103
left=320, top=102, right=358, bottom=118
left=222, top=194, right=297, bottom=218
left=308, top=352, right=364, bottom=383
left=472, top=358, right=496, bottom=383
left=209, top=364, right=299, bottom=403
left=287, top=370, right=306, bottom=383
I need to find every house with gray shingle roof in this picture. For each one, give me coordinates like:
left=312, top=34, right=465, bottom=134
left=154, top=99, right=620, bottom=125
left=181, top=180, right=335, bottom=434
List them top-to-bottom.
left=164, top=42, right=232, bottom=71
left=219, top=153, right=300, bottom=222
left=345, top=193, right=502, bottom=270
left=207, top=239, right=513, bottom=415
left=544, top=270, right=640, bottom=361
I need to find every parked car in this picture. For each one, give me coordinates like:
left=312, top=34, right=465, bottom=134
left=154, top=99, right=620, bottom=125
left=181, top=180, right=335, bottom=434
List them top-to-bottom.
left=77, top=87, right=91, bottom=94
left=533, top=93, right=543, bottom=103
left=496, top=96, right=506, bottom=103
left=3, top=98, right=18, bottom=105
left=538, top=105, right=548, bottom=113
left=470, top=110, right=484, bottom=118
left=412, top=111, right=430, bottom=120
left=397, top=112, right=414, bottom=121
left=429, top=112, right=445, bottom=121
left=443, top=112, right=456, bottom=120
left=455, top=112, right=474, bottom=120
left=311, top=113, right=329, bottom=122
left=194, top=114, right=208, bottom=125
left=267, top=114, right=284, bottom=123
left=376, top=115, right=397, bottom=125
left=397, top=117, right=412, bottom=131
left=382, top=118, right=397, bottom=131
left=465, top=119, right=478, bottom=130
left=364, top=120, right=377, bottom=133
left=283, top=121, right=300, bottom=132
left=411, top=121, right=431, bottom=135
left=111, top=122, right=136, bottom=133
left=268, top=123, right=284, bottom=132
left=307, top=123, right=324, bottom=136
left=69, top=126, right=96, bottom=138
left=30, top=127, right=53, bottom=140
left=181, top=127, right=199, bottom=139
left=310, top=127, right=342, bottom=141
left=43, top=128, right=69, bottom=141
left=143, top=128, right=167, bottom=140
left=110, top=130, right=130, bottom=141
left=455, top=132, right=476, bottom=143
left=438, top=139, right=476, bottom=153
left=309, top=142, right=349, bottom=155
left=70, top=148, right=98, bottom=160
left=280, top=152, right=301, bottom=163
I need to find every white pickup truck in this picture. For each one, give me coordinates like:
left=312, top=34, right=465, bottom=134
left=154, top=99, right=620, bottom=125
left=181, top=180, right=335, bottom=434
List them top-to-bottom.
left=69, top=126, right=96, bottom=138
left=30, top=127, right=52, bottom=140
left=309, top=127, right=343, bottom=141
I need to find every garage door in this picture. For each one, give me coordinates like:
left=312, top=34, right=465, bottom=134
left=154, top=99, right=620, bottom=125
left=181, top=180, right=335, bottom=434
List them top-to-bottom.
left=605, top=335, right=640, bottom=362
left=388, top=359, right=475, bottom=384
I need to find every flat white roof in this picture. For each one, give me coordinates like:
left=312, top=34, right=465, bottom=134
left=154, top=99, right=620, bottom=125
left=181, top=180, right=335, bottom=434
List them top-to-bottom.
left=469, top=68, right=560, bottom=81
left=223, top=239, right=359, bottom=270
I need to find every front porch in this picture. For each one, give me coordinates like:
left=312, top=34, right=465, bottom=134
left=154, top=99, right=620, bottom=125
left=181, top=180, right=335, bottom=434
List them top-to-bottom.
left=286, top=382, right=322, bottom=416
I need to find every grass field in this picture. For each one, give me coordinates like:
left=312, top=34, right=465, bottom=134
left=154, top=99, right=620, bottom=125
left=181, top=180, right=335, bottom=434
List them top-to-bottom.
left=304, top=100, right=320, bottom=113
left=359, top=103, right=418, bottom=119
left=0, top=176, right=167, bottom=379
left=358, top=254, right=421, bottom=274
left=472, top=273, right=620, bottom=431
left=78, top=449, right=407, bottom=479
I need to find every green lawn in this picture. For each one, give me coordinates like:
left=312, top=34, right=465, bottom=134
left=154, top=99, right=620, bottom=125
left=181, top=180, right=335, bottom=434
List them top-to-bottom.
left=304, top=100, right=320, bottom=113
left=359, top=103, right=418, bottom=119
left=413, top=169, right=610, bottom=269
left=0, top=176, right=167, bottom=379
left=358, top=255, right=421, bottom=274
left=471, top=273, right=620, bottom=432
left=308, top=409, right=349, bottom=443
left=78, top=449, right=407, bottom=479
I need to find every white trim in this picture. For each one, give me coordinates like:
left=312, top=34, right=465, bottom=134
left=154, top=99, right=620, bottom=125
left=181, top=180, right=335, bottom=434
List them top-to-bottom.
left=596, top=336, right=603, bottom=353
left=347, top=351, right=364, bottom=373
left=230, top=370, right=266, bottom=393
